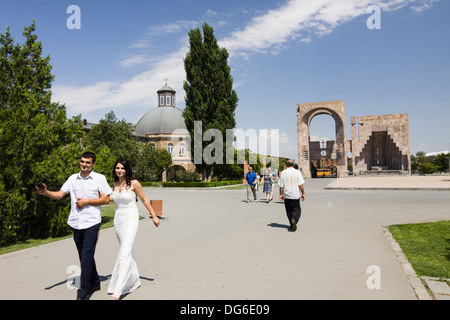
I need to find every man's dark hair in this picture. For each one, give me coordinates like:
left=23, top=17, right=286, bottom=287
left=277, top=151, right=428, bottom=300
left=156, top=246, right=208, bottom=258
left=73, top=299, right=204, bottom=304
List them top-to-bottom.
left=81, top=151, right=96, bottom=164
left=286, top=159, right=295, bottom=167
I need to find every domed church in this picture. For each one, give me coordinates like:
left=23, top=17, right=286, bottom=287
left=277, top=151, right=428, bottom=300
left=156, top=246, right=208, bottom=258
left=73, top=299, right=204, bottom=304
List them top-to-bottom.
left=135, top=83, right=195, bottom=181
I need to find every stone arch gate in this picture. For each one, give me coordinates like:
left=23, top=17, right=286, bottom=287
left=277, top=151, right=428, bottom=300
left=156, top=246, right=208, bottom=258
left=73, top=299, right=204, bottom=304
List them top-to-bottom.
left=297, top=100, right=348, bottom=178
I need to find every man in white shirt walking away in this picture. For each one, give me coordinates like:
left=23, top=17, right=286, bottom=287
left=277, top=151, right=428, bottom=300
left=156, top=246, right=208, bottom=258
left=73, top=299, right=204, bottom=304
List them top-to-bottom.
left=278, top=160, right=306, bottom=231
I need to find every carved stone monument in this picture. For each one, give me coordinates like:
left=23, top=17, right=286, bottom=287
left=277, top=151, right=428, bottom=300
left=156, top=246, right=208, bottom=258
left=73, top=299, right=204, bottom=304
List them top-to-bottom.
left=297, top=100, right=411, bottom=178
left=297, top=101, right=347, bottom=178
left=351, top=114, right=411, bottom=174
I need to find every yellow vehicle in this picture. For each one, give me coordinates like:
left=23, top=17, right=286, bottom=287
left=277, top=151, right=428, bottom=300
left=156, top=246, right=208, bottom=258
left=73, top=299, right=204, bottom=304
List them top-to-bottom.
left=316, top=169, right=331, bottom=177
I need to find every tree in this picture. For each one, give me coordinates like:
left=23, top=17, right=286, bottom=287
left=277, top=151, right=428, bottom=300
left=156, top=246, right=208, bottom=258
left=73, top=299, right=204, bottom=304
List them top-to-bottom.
left=0, top=22, right=84, bottom=244
left=183, top=22, right=238, bottom=181
left=83, top=111, right=138, bottom=182
left=84, top=111, right=138, bottom=165
left=85, top=112, right=173, bottom=182
left=134, top=143, right=172, bottom=182
left=213, top=149, right=264, bottom=180
left=411, top=151, right=427, bottom=173
left=411, top=151, right=449, bottom=174
left=433, top=153, right=449, bottom=173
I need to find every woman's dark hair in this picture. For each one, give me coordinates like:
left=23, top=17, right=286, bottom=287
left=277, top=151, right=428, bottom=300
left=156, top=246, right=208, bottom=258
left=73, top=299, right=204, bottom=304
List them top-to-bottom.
left=113, top=158, right=134, bottom=187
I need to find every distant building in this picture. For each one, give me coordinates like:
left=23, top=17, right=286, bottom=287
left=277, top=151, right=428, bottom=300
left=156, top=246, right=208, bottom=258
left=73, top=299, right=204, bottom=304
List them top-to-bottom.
left=81, top=83, right=195, bottom=181
left=134, top=83, right=195, bottom=180
left=425, top=151, right=449, bottom=157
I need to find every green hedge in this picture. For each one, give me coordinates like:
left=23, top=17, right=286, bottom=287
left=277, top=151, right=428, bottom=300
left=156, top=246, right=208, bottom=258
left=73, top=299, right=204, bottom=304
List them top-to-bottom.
left=161, top=180, right=243, bottom=188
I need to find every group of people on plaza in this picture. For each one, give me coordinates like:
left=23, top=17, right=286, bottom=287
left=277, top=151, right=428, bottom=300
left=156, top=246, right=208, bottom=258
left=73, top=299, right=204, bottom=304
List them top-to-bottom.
left=36, top=151, right=305, bottom=300
left=245, top=160, right=306, bottom=231
left=245, top=166, right=277, bottom=203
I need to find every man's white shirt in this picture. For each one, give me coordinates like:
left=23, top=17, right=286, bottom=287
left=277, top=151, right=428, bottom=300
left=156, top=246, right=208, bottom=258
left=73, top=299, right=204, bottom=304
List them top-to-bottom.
left=278, top=167, right=305, bottom=200
left=61, top=171, right=112, bottom=230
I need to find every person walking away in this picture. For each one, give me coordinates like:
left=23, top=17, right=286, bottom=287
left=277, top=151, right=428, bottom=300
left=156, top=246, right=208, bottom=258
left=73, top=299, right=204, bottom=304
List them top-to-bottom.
left=36, top=152, right=112, bottom=299
left=278, top=160, right=306, bottom=231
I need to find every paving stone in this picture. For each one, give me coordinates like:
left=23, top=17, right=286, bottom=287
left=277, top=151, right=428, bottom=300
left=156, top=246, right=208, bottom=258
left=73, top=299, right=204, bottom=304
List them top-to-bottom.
left=425, top=279, right=450, bottom=295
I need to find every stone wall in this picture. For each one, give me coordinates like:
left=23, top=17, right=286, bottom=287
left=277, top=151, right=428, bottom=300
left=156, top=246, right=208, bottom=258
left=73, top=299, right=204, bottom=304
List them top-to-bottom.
left=297, top=101, right=411, bottom=177
left=351, top=113, right=410, bottom=174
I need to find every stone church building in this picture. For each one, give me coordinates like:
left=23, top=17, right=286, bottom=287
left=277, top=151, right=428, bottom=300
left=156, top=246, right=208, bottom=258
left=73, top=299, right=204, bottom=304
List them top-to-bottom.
left=134, top=84, right=195, bottom=181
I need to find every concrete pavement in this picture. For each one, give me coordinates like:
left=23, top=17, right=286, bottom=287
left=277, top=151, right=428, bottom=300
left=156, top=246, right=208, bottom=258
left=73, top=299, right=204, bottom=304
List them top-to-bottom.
left=325, top=174, right=450, bottom=191
left=1, top=177, right=449, bottom=300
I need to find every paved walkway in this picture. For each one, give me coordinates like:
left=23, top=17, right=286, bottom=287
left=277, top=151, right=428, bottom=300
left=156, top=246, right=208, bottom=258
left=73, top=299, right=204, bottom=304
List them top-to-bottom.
left=325, top=175, right=450, bottom=191
left=1, top=177, right=449, bottom=300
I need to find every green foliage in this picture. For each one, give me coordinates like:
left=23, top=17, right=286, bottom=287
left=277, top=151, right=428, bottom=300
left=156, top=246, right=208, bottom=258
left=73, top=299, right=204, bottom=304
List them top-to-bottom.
left=0, top=22, right=84, bottom=244
left=183, top=22, right=238, bottom=181
left=0, top=23, right=177, bottom=246
left=84, top=111, right=138, bottom=164
left=84, top=112, right=173, bottom=182
left=134, top=143, right=172, bottom=182
left=92, top=145, right=116, bottom=183
left=212, top=149, right=265, bottom=180
left=411, top=151, right=449, bottom=174
left=433, top=153, right=449, bottom=172
left=418, top=162, right=439, bottom=174
left=174, top=170, right=201, bottom=182
left=162, top=180, right=242, bottom=188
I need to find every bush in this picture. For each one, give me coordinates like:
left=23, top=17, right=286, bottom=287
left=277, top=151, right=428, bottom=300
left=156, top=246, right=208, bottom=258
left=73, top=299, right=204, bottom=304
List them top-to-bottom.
left=418, top=162, right=439, bottom=174
left=174, top=171, right=201, bottom=182
left=162, top=180, right=242, bottom=188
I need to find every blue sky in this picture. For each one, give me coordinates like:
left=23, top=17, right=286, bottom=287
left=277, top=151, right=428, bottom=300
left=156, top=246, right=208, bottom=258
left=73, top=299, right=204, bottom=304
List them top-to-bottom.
left=2, top=0, right=449, bottom=160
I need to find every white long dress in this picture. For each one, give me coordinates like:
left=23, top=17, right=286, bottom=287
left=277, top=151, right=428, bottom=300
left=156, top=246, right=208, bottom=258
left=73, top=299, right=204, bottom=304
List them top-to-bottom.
left=107, top=190, right=141, bottom=296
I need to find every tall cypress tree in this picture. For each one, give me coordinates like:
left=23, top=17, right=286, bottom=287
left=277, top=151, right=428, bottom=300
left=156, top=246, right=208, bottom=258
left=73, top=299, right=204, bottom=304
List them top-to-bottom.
left=183, top=22, right=238, bottom=181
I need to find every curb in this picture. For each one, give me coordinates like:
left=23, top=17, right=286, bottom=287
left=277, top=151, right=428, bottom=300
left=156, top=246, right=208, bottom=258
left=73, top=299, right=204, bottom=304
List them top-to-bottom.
left=383, top=226, right=433, bottom=300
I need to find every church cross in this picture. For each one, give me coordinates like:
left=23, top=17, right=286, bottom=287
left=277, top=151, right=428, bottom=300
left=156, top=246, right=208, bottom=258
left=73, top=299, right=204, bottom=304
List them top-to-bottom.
left=352, top=119, right=363, bottom=140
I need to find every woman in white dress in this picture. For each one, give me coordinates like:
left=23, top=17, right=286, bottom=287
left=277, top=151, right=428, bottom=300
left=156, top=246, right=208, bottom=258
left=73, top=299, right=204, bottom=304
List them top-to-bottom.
left=107, top=158, right=160, bottom=300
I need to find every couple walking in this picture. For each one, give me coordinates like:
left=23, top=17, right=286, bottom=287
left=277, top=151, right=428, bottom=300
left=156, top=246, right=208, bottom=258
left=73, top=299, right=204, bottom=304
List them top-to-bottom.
left=36, top=152, right=160, bottom=300
left=245, top=166, right=276, bottom=203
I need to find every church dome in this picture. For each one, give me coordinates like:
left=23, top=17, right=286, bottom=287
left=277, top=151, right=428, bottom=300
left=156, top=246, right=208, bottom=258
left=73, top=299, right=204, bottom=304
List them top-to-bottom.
left=135, top=83, right=188, bottom=136
left=135, top=106, right=188, bottom=135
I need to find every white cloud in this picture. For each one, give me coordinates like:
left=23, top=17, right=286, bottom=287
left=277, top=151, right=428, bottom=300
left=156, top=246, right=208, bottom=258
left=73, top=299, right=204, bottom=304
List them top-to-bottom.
left=53, top=0, right=437, bottom=121
left=219, top=0, right=420, bottom=56
left=410, top=0, right=439, bottom=13
left=205, top=9, right=218, bottom=17
left=129, top=20, right=199, bottom=49
left=148, top=20, right=199, bottom=36
left=53, top=45, right=188, bottom=119
left=118, top=54, right=152, bottom=68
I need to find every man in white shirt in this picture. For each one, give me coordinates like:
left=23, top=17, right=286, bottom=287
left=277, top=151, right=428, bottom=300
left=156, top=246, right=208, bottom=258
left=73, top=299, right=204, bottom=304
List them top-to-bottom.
left=36, top=152, right=112, bottom=299
left=278, top=159, right=306, bottom=231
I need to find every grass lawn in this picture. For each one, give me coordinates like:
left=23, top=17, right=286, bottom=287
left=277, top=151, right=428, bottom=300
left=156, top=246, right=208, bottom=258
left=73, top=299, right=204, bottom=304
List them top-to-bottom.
left=0, top=204, right=117, bottom=256
left=389, top=220, right=450, bottom=279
